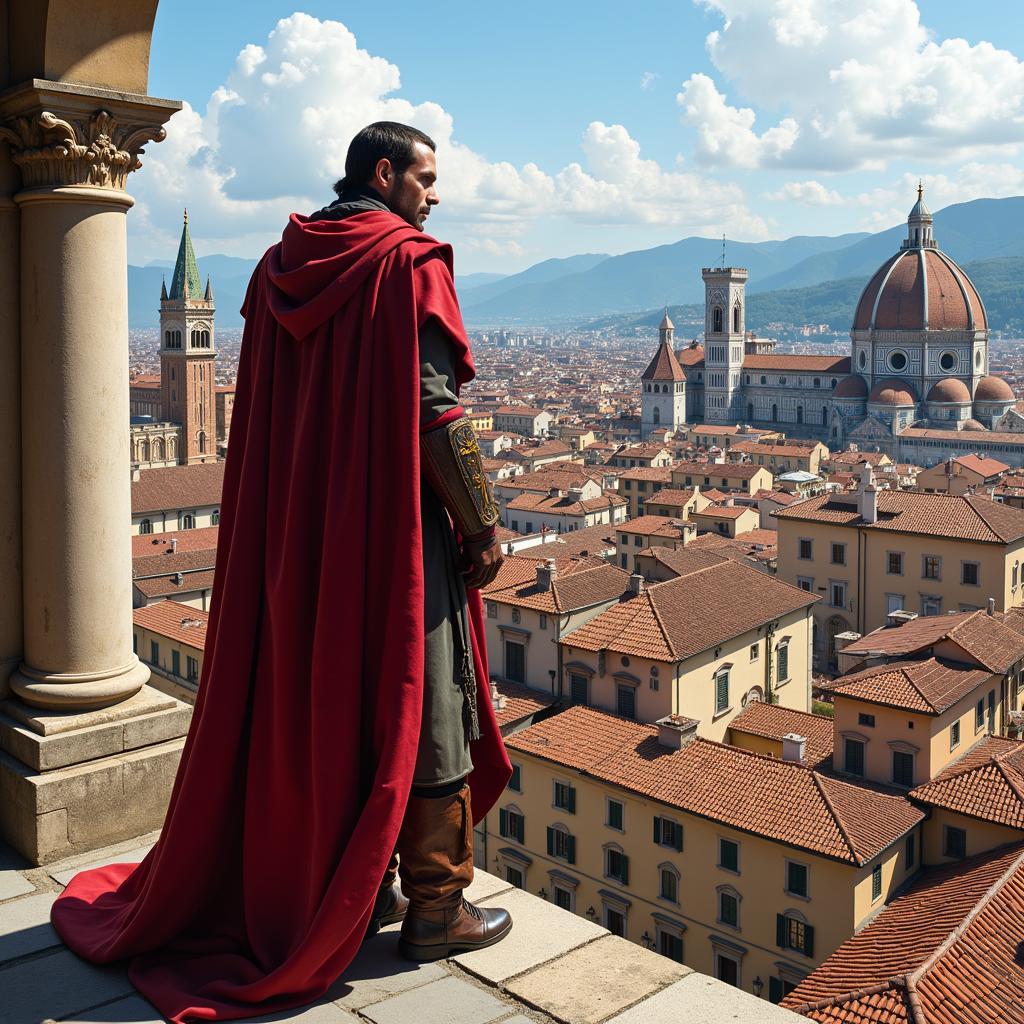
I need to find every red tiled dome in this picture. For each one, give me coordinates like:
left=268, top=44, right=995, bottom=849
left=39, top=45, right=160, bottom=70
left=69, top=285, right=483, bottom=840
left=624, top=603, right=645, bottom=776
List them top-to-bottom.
left=853, top=249, right=987, bottom=332
left=834, top=375, right=868, bottom=398
left=974, top=375, right=1014, bottom=402
left=926, top=378, right=971, bottom=403
left=868, top=379, right=917, bottom=406
left=962, top=419, right=987, bottom=431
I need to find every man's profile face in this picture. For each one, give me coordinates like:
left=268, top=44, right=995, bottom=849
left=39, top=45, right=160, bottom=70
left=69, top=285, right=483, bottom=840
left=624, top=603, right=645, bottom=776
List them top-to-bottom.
left=374, top=142, right=439, bottom=230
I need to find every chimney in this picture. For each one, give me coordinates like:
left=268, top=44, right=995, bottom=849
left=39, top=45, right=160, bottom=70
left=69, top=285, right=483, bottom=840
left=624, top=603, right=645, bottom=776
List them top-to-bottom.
left=859, top=463, right=878, bottom=523
left=548, top=486, right=560, bottom=498
left=568, top=486, right=584, bottom=502
left=170, top=537, right=178, bottom=553
left=536, top=558, right=557, bottom=591
left=173, top=572, right=183, bottom=586
left=629, top=572, right=645, bottom=596
left=988, top=597, right=996, bottom=616
left=886, top=609, right=918, bottom=629
left=490, top=681, right=507, bottom=712
left=656, top=714, right=699, bottom=750
left=782, top=733, right=807, bottom=763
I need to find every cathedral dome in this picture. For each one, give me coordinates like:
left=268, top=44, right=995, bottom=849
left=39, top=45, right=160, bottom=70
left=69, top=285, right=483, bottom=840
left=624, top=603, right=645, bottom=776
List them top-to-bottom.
left=852, top=188, right=986, bottom=333
left=974, top=374, right=1014, bottom=402
left=833, top=375, right=868, bottom=398
left=927, top=378, right=971, bottom=403
left=868, top=379, right=917, bottom=406
left=962, top=419, right=987, bottom=431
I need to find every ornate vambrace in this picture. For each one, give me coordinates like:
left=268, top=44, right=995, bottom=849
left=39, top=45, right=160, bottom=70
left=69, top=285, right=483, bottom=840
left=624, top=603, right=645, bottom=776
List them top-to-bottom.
left=420, top=415, right=500, bottom=540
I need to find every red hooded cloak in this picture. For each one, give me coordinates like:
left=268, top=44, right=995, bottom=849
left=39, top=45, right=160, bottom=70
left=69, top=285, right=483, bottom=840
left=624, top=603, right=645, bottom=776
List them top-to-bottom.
left=49, top=209, right=511, bottom=1022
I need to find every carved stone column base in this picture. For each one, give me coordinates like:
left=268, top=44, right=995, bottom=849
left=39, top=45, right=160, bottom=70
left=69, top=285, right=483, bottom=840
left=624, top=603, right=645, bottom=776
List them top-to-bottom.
left=9, top=654, right=150, bottom=711
left=0, top=684, right=191, bottom=864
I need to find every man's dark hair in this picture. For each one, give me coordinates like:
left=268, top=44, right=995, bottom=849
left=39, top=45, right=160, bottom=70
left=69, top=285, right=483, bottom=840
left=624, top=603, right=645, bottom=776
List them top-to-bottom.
left=333, top=122, right=436, bottom=196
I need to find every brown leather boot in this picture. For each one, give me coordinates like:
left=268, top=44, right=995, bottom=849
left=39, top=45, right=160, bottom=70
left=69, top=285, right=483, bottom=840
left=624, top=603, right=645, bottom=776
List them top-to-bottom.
left=396, top=782, right=512, bottom=961
left=365, top=851, right=409, bottom=938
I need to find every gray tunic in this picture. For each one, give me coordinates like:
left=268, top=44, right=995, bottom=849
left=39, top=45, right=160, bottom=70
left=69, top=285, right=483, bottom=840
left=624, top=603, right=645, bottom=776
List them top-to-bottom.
left=309, top=189, right=474, bottom=786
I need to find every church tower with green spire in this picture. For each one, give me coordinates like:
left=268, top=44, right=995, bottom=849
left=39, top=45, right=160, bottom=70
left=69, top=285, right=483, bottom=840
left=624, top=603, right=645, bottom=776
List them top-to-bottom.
left=159, top=210, right=217, bottom=465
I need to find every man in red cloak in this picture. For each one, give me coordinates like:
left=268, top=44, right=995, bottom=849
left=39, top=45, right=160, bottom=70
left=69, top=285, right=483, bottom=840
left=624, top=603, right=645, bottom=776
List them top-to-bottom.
left=49, top=122, right=514, bottom=1023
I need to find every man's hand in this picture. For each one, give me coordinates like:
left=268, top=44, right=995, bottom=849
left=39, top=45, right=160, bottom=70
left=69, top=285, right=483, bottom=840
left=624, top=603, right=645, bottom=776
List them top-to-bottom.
left=461, top=535, right=503, bottom=590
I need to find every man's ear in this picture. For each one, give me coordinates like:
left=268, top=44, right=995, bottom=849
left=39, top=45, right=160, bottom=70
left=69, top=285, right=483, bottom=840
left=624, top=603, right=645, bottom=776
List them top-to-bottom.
left=373, top=157, right=393, bottom=191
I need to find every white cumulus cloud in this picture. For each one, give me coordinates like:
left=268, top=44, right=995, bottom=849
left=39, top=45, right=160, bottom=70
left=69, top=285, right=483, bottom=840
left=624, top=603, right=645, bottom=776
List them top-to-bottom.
left=764, top=180, right=844, bottom=205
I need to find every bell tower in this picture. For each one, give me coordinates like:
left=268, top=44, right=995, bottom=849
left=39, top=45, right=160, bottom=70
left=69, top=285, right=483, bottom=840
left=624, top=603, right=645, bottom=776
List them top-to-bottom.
left=159, top=210, right=216, bottom=464
left=701, top=265, right=748, bottom=423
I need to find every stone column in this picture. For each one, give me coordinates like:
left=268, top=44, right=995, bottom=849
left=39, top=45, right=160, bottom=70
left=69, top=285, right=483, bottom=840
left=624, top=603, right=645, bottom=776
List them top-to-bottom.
left=0, top=82, right=178, bottom=712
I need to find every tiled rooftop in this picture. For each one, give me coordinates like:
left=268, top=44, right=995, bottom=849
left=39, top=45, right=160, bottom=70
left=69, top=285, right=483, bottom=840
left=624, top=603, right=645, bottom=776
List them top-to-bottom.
left=131, top=463, right=225, bottom=515
left=0, top=832, right=797, bottom=1024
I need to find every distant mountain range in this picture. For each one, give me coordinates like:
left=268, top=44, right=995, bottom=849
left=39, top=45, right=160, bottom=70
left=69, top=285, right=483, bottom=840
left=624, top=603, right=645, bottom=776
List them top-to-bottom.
left=128, top=195, right=1024, bottom=330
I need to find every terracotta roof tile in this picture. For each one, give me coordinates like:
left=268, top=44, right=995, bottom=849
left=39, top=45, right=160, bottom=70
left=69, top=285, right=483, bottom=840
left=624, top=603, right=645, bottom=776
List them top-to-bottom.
left=641, top=341, right=686, bottom=382
left=742, top=355, right=851, bottom=373
left=131, top=463, right=224, bottom=515
left=617, top=515, right=690, bottom=537
left=131, top=525, right=219, bottom=558
left=482, top=554, right=630, bottom=614
left=563, top=558, right=815, bottom=661
left=134, top=569, right=217, bottom=599
left=132, top=599, right=208, bottom=648
left=824, top=657, right=990, bottom=716
left=491, top=679, right=557, bottom=730
left=728, top=703, right=834, bottom=769
left=506, top=705, right=921, bottom=864
left=784, top=842, right=1024, bottom=1024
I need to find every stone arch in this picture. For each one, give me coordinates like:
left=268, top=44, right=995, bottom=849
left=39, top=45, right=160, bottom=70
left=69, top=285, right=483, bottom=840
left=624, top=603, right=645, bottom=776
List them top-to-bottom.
left=712, top=307, right=723, bottom=333
left=152, top=436, right=164, bottom=460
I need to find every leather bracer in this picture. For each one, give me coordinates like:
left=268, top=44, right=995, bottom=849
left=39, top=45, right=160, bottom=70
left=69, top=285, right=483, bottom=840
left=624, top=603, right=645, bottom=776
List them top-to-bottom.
left=421, top=416, right=499, bottom=540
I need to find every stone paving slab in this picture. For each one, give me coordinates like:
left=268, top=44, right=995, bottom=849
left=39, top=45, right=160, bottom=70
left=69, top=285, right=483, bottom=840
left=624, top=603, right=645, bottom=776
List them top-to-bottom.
left=49, top=843, right=155, bottom=886
left=0, top=867, right=35, bottom=900
left=464, top=871, right=514, bottom=904
left=454, top=887, right=606, bottom=984
left=0, top=890, right=60, bottom=962
left=326, top=922, right=449, bottom=1011
left=506, top=935, right=690, bottom=1024
left=0, top=947, right=134, bottom=1024
left=605, top=972, right=802, bottom=1023
left=360, top=975, right=510, bottom=1024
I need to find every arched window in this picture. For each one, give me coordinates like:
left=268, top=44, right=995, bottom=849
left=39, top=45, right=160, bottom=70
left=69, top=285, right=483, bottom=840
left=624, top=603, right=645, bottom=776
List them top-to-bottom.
left=733, top=304, right=741, bottom=333
left=713, top=307, right=723, bottom=333
left=760, top=376, right=767, bottom=385
left=747, top=402, right=754, bottom=420
left=653, top=406, right=661, bottom=424
left=796, top=406, right=804, bottom=424
left=198, top=431, right=206, bottom=454
left=141, top=438, right=150, bottom=461
left=153, top=438, right=164, bottom=460
left=181, top=513, right=196, bottom=530
left=139, top=519, right=152, bottom=535
left=658, top=862, right=681, bottom=904
left=716, top=884, right=742, bottom=929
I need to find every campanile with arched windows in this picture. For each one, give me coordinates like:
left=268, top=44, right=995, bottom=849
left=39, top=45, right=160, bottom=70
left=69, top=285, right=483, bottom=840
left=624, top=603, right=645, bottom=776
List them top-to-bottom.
left=159, top=210, right=217, bottom=464
left=701, top=265, right=748, bottom=424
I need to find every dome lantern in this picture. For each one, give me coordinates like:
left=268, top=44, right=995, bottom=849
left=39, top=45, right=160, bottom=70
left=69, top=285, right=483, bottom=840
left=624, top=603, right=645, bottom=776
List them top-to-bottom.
left=902, top=181, right=936, bottom=251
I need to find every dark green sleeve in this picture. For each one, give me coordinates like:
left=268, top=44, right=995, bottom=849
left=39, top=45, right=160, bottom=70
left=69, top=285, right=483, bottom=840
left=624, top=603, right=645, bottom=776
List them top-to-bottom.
left=419, top=316, right=461, bottom=428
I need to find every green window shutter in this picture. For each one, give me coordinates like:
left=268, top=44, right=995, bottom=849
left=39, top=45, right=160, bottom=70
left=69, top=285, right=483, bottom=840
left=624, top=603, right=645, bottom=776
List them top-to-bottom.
left=567, top=785, right=576, bottom=814
left=499, top=808, right=508, bottom=839
left=516, top=814, right=525, bottom=844
left=653, top=816, right=661, bottom=844
left=674, top=825, right=683, bottom=852
left=546, top=826, right=555, bottom=856
left=567, top=834, right=577, bottom=864
left=621, top=853, right=629, bottom=886
left=776, top=914, right=787, bottom=948
left=803, top=923, right=815, bottom=958
left=769, top=977, right=784, bottom=1004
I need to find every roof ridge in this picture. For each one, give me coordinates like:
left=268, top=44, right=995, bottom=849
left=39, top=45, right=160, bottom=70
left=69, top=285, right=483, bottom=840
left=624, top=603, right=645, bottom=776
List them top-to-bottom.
left=961, top=493, right=1009, bottom=542
left=644, top=586, right=677, bottom=660
left=899, top=662, right=939, bottom=713
left=994, top=757, right=1024, bottom=807
left=811, top=771, right=862, bottom=865
left=905, top=846, right=1024, bottom=998
left=789, top=980, right=906, bottom=1016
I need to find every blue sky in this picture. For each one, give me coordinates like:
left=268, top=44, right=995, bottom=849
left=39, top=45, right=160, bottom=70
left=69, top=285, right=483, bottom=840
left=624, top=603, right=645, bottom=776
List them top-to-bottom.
left=132, top=1, right=1024, bottom=273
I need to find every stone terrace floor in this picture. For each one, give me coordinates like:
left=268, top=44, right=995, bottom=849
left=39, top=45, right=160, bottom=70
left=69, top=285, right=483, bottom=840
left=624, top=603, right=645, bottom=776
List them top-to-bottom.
left=0, top=832, right=800, bottom=1024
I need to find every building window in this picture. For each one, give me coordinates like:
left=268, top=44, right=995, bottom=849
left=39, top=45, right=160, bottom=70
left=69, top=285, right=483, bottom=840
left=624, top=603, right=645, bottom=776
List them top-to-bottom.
left=211, top=509, right=220, bottom=525
left=181, top=513, right=196, bottom=530
left=139, top=518, right=152, bottom=534
left=798, top=538, right=812, bottom=560
left=831, top=543, right=846, bottom=565
left=887, top=552, right=903, bottom=575
left=922, top=555, right=941, bottom=580
left=961, top=562, right=980, bottom=586
left=796, top=576, right=813, bottom=592
left=830, top=581, right=846, bottom=608
left=886, top=593, right=905, bottom=615
left=921, top=595, right=942, bottom=616
left=487, top=601, right=498, bottom=618
left=511, top=607, right=521, bottom=624
left=539, top=613, right=548, bottom=630
left=150, top=640, right=159, bottom=665
left=505, top=640, right=525, bottom=683
left=776, top=641, right=790, bottom=682
left=749, top=643, right=759, bottom=662
left=171, top=650, right=180, bottom=677
left=186, top=655, right=199, bottom=682
left=715, top=667, right=730, bottom=714
left=570, top=673, right=588, bottom=705
left=616, top=683, right=637, bottom=720
left=976, top=698, right=986, bottom=732
left=858, top=713, right=876, bottom=728
left=950, top=720, right=961, bottom=751
left=844, top=738, right=865, bottom=777
left=892, top=750, right=914, bottom=787
left=508, top=764, right=522, bottom=792
left=553, top=781, right=576, bottom=813
left=607, top=799, right=624, bottom=831
left=499, top=807, right=525, bottom=843
left=653, top=815, right=684, bottom=851
left=944, top=825, right=967, bottom=859
left=546, top=826, right=576, bottom=864
left=906, top=833, right=916, bottom=870
left=719, top=838, right=739, bottom=873
left=605, top=846, right=629, bottom=884
left=786, top=861, right=809, bottom=899
left=871, top=863, right=883, bottom=901
left=505, top=865, right=524, bottom=888
left=659, top=865, right=680, bottom=903
left=553, top=885, right=573, bottom=911
left=718, top=888, right=740, bottom=929
left=605, top=907, right=626, bottom=937
left=777, top=913, right=815, bottom=957
left=658, top=930, right=684, bottom=963
left=715, top=953, right=740, bottom=987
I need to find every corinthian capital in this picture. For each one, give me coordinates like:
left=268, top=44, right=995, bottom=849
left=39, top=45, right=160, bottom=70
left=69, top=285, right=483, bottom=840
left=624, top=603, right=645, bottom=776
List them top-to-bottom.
left=0, top=79, right=180, bottom=193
